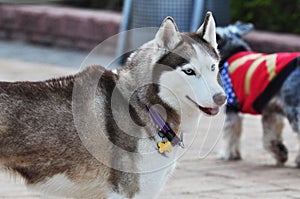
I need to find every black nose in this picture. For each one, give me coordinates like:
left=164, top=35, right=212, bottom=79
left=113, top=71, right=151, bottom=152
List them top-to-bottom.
left=213, top=93, right=227, bottom=106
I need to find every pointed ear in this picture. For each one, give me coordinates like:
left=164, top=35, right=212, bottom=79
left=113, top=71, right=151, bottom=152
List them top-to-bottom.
left=196, top=12, right=218, bottom=49
left=155, top=16, right=181, bottom=50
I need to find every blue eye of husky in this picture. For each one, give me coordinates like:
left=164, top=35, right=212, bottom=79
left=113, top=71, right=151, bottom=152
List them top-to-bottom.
left=182, top=69, right=196, bottom=76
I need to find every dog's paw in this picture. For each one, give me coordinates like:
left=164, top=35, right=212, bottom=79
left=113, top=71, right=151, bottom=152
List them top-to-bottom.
left=271, top=141, right=288, bottom=165
left=219, top=150, right=242, bottom=161
left=295, top=155, right=300, bottom=168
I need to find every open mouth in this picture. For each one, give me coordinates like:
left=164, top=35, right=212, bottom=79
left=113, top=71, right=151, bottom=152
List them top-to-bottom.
left=186, top=95, right=219, bottom=116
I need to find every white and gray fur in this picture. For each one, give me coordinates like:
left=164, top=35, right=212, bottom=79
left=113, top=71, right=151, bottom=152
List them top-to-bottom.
left=0, top=12, right=225, bottom=198
left=217, top=22, right=300, bottom=167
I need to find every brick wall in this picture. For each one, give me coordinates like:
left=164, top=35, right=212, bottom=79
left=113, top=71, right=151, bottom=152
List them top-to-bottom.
left=0, top=4, right=299, bottom=53
left=0, top=4, right=122, bottom=52
left=243, top=30, right=300, bottom=53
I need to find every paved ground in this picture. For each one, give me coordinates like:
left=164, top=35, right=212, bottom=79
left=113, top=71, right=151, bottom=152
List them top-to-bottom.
left=0, top=40, right=118, bottom=69
left=0, top=40, right=88, bottom=68
left=1, top=42, right=300, bottom=198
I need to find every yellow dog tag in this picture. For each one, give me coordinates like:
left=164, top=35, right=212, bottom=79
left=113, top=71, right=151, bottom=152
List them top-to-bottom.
left=158, top=141, right=172, bottom=153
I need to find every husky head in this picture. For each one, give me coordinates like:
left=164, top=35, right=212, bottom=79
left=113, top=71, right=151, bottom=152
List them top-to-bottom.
left=127, top=12, right=226, bottom=116
left=156, top=12, right=227, bottom=116
left=216, top=22, right=254, bottom=67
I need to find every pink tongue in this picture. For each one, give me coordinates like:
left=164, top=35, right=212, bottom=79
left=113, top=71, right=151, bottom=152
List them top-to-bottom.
left=208, top=107, right=219, bottom=115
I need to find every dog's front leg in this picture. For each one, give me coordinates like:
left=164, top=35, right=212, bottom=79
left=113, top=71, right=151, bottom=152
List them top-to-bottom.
left=280, top=65, right=300, bottom=167
left=262, top=110, right=287, bottom=166
left=220, top=111, right=243, bottom=160
left=294, top=134, right=300, bottom=168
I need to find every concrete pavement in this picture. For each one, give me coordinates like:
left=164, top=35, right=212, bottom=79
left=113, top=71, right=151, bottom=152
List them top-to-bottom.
left=0, top=40, right=119, bottom=69
left=1, top=58, right=300, bottom=199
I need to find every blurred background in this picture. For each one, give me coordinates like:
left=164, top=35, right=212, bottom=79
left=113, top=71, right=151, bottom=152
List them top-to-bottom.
left=0, top=0, right=299, bottom=72
left=59, top=0, right=300, bottom=34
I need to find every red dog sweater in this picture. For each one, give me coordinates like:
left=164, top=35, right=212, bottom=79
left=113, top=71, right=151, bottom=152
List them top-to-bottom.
left=222, top=51, right=300, bottom=114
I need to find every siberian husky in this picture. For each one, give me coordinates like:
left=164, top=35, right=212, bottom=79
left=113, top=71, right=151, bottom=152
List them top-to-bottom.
left=0, top=12, right=226, bottom=198
left=217, top=22, right=300, bottom=167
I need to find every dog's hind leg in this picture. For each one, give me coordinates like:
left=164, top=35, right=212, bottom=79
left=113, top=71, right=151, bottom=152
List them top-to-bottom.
left=280, top=64, right=300, bottom=167
left=261, top=97, right=287, bottom=166
left=220, top=109, right=243, bottom=160
left=294, top=134, right=300, bottom=168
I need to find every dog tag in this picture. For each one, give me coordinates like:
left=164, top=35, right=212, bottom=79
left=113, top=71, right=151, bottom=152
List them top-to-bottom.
left=157, top=141, right=172, bottom=154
